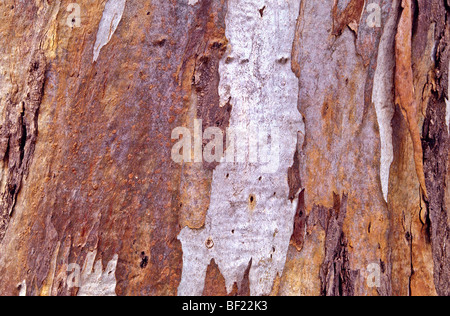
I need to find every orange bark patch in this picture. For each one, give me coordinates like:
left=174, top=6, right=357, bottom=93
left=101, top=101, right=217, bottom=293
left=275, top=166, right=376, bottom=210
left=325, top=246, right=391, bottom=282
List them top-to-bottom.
left=332, top=0, right=365, bottom=36
left=394, top=0, right=428, bottom=199
left=203, top=259, right=228, bottom=296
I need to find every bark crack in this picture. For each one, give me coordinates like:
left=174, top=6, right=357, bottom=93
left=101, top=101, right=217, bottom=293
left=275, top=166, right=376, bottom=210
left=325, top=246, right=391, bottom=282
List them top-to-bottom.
left=0, top=51, right=46, bottom=242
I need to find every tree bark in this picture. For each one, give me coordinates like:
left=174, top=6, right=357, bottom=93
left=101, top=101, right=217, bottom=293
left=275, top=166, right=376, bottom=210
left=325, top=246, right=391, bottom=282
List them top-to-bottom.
left=0, top=0, right=448, bottom=296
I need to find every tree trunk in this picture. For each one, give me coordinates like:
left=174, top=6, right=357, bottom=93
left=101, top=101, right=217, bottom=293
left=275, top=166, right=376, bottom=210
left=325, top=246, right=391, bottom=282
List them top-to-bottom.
left=0, top=0, right=448, bottom=296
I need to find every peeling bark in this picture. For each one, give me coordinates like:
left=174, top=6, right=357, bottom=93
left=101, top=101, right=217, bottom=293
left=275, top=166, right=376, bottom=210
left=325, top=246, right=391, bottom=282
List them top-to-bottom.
left=0, top=0, right=449, bottom=297
left=332, top=0, right=365, bottom=36
left=394, top=0, right=428, bottom=199
left=0, top=51, right=47, bottom=242
left=319, top=193, right=358, bottom=296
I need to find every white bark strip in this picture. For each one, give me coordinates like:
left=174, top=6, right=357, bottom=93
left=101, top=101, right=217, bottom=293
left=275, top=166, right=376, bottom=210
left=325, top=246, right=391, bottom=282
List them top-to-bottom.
left=93, top=0, right=126, bottom=62
left=178, top=0, right=303, bottom=296
left=372, top=0, right=398, bottom=202
left=446, top=57, right=450, bottom=133
left=18, top=280, right=26, bottom=296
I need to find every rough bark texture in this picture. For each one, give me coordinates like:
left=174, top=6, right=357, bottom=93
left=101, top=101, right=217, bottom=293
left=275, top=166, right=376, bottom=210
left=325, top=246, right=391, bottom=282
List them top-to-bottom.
left=0, top=0, right=448, bottom=296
